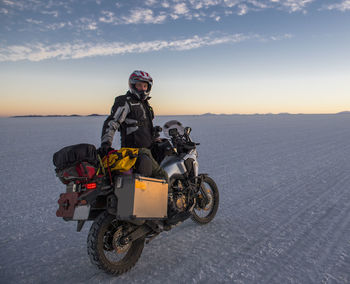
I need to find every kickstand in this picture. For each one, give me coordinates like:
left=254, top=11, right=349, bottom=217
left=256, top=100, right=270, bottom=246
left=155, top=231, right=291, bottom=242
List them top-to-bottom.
left=77, top=220, right=85, bottom=232
left=146, top=232, right=159, bottom=244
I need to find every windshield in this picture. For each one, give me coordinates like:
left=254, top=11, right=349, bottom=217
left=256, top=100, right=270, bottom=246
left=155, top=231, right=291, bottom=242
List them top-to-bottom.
left=163, top=120, right=184, bottom=138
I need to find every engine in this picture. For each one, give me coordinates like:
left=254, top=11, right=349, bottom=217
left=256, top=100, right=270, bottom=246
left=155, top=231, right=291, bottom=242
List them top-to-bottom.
left=168, top=180, right=188, bottom=215
left=174, top=194, right=187, bottom=211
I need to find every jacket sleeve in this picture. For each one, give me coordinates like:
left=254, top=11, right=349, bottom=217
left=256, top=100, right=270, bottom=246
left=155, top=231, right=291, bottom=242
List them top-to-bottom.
left=101, top=96, right=130, bottom=146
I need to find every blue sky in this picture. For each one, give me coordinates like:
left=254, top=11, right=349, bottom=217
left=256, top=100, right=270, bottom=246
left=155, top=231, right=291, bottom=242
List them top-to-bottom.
left=1, top=0, right=350, bottom=116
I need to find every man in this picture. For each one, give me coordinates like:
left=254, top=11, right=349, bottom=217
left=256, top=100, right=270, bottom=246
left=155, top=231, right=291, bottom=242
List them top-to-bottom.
left=99, top=70, right=167, bottom=179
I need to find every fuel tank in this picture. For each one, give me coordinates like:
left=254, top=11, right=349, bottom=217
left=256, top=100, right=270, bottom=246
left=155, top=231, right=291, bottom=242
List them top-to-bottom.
left=160, top=155, right=187, bottom=177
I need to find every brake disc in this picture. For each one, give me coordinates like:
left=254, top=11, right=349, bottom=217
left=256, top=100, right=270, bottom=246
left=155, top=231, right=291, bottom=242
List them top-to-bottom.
left=197, top=188, right=213, bottom=211
left=112, top=227, right=131, bottom=254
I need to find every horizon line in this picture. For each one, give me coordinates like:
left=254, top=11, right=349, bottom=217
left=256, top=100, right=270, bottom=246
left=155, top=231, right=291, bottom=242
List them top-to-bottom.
left=2, top=111, right=350, bottom=118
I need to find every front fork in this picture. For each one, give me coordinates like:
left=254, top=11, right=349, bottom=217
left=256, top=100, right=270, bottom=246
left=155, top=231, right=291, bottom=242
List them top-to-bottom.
left=196, top=174, right=210, bottom=207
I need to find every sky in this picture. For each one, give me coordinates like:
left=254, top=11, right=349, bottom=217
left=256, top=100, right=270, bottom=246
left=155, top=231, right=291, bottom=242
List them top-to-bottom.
left=0, top=0, right=350, bottom=116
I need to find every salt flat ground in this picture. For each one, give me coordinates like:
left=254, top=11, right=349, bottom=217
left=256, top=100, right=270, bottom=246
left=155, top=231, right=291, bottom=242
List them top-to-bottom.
left=0, top=114, right=349, bottom=284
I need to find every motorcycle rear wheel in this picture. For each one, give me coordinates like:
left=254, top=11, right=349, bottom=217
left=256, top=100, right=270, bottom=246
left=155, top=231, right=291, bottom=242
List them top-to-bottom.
left=191, top=176, right=219, bottom=225
left=87, top=212, right=145, bottom=275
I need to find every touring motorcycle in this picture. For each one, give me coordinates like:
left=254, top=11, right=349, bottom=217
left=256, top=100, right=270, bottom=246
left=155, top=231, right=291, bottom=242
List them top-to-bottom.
left=54, top=120, right=219, bottom=275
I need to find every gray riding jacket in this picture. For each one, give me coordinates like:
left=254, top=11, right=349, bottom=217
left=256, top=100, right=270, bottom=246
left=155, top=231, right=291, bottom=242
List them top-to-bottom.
left=101, top=91, right=154, bottom=148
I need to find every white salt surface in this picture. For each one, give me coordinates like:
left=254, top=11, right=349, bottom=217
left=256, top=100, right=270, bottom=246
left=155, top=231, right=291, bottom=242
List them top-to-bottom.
left=0, top=114, right=349, bottom=283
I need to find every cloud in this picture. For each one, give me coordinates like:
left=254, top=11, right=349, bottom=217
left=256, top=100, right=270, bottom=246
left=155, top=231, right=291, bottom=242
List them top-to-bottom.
left=1, top=0, right=343, bottom=37
left=2, top=0, right=14, bottom=4
left=2, top=0, right=48, bottom=11
left=145, top=0, right=158, bottom=6
left=162, top=0, right=317, bottom=19
left=190, top=0, right=222, bottom=9
left=202, top=0, right=315, bottom=13
left=222, top=0, right=314, bottom=13
left=223, top=0, right=240, bottom=8
left=248, top=0, right=268, bottom=9
left=278, top=0, right=315, bottom=12
left=325, top=0, right=350, bottom=11
left=174, top=3, right=189, bottom=14
left=238, top=4, right=248, bottom=15
left=0, top=7, right=9, bottom=14
left=99, top=8, right=168, bottom=25
left=122, top=8, right=167, bottom=24
left=41, top=10, right=59, bottom=18
left=99, top=10, right=115, bottom=23
left=208, top=11, right=222, bottom=21
left=26, top=18, right=43, bottom=25
left=78, top=18, right=98, bottom=31
left=46, top=22, right=70, bottom=31
left=0, top=32, right=293, bottom=62
left=262, top=33, right=293, bottom=41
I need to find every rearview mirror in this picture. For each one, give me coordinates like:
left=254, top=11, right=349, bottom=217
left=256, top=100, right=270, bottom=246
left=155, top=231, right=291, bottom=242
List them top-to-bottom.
left=184, top=127, right=191, bottom=136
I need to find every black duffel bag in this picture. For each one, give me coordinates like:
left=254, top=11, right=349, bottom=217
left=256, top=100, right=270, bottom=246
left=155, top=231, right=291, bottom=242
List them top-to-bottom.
left=53, top=143, right=98, bottom=170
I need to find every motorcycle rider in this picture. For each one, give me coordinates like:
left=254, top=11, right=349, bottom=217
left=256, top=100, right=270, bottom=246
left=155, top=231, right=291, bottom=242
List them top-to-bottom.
left=99, top=70, right=167, bottom=180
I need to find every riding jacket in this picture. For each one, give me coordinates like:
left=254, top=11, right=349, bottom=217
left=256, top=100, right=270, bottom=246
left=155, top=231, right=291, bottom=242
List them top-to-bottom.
left=101, top=91, right=155, bottom=149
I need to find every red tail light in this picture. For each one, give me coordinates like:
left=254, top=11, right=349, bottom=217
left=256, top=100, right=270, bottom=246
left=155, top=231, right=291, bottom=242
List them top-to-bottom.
left=85, top=183, right=97, bottom=190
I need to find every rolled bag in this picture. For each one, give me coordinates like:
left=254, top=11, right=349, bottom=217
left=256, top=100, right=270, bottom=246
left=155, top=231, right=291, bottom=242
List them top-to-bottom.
left=53, top=143, right=98, bottom=170
left=102, top=147, right=168, bottom=181
left=102, top=148, right=138, bottom=172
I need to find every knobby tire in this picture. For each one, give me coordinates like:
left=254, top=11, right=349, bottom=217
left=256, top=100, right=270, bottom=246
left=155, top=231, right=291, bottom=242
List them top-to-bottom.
left=191, top=176, right=219, bottom=225
left=87, top=211, right=145, bottom=275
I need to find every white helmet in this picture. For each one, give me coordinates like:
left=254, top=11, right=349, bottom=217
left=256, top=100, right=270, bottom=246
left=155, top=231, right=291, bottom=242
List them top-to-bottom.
left=128, top=70, right=153, bottom=99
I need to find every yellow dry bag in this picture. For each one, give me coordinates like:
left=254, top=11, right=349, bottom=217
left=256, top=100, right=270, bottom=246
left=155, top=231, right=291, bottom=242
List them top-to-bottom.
left=102, top=148, right=139, bottom=172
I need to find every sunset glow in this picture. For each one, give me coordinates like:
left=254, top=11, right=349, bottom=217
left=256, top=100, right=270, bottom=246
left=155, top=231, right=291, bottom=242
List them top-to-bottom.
left=1, top=0, right=349, bottom=116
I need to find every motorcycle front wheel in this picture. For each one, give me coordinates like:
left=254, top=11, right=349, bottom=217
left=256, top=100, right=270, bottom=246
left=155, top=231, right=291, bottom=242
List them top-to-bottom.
left=191, top=176, right=219, bottom=225
left=87, top=212, right=145, bottom=275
